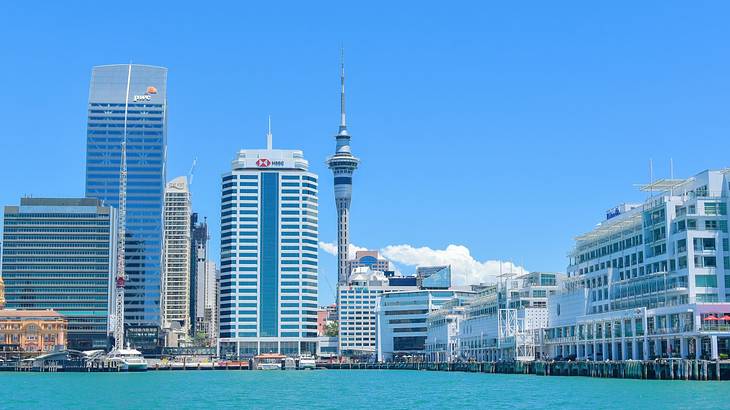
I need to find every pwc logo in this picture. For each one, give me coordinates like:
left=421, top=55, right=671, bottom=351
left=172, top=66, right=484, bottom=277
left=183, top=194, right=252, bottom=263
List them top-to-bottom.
left=146, top=86, right=158, bottom=95
left=256, top=158, right=272, bottom=167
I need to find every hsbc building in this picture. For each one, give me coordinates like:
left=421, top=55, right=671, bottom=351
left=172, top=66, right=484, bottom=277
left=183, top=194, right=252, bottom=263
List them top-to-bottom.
left=218, top=138, right=319, bottom=357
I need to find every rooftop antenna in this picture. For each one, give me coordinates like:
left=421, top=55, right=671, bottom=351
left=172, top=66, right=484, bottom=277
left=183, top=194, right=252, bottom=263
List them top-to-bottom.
left=339, top=46, right=347, bottom=132
left=266, top=115, right=273, bottom=150
left=649, top=158, right=654, bottom=198
left=669, top=158, right=674, bottom=195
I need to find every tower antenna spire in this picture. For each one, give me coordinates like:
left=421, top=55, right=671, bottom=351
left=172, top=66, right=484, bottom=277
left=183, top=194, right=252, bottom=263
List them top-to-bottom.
left=339, top=46, right=347, bottom=132
left=267, top=115, right=272, bottom=150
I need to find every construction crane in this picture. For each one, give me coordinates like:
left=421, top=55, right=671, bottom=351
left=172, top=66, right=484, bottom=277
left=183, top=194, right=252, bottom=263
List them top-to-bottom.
left=112, top=65, right=132, bottom=350
left=188, top=157, right=197, bottom=186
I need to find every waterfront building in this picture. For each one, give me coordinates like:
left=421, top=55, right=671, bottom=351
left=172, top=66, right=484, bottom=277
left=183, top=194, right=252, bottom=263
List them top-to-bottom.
left=326, top=54, right=360, bottom=285
left=85, top=64, right=167, bottom=332
left=217, top=128, right=319, bottom=358
left=544, top=169, right=730, bottom=361
left=162, top=176, right=192, bottom=344
left=1, top=198, right=115, bottom=350
left=346, top=250, right=391, bottom=276
left=338, top=267, right=418, bottom=357
left=457, top=272, right=561, bottom=362
left=376, top=289, right=475, bottom=362
left=425, top=298, right=467, bottom=362
left=0, top=310, right=67, bottom=352
left=316, top=336, right=339, bottom=359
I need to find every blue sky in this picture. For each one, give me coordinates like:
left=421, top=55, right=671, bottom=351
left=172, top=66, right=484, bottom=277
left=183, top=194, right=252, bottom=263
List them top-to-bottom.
left=1, top=2, right=729, bottom=305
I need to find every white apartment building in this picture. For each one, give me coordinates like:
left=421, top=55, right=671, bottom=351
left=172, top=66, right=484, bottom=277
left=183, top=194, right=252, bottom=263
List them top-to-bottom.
left=217, top=135, right=319, bottom=358
left=545, top=169, right=730, bottom=361
left=162, top=176, right=192, bottom=339
left=338, top=267, right=416, bottom=357
left=457, top=272, right=561, bottom=362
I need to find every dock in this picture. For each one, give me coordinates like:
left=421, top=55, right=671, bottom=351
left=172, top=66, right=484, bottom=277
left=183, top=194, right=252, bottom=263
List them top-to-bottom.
left=319, top=359, right=730, bottom=381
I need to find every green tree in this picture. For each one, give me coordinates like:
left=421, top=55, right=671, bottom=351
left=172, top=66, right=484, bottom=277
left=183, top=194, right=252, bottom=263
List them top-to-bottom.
left=325, top=321, right=339, bottom=337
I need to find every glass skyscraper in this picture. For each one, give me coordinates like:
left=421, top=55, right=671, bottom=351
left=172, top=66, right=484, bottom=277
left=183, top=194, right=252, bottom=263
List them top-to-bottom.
left=85, top=64, right=167, bottom=330
left=218, top=138, right=319, bottom=358
left=1, top=198, right=116, bottom=350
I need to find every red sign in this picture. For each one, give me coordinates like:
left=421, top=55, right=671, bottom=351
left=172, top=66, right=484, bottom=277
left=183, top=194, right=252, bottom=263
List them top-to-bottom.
left=256, top=158, right=271, bottom=167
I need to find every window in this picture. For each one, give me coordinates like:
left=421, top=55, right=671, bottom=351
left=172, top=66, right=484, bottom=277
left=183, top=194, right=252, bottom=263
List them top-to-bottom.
left=677, top=239, right=687, bottom=253
left=695, top=275, right=717, bottom=287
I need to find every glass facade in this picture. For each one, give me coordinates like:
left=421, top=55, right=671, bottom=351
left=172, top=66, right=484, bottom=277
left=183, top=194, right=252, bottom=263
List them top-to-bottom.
left=84, top=64, right=167, bottom=328
left=260, top=172, right=279, bottom=337
left=1, top=198, right=116, bottom=350
left=418, top=266, right=452, bottom=289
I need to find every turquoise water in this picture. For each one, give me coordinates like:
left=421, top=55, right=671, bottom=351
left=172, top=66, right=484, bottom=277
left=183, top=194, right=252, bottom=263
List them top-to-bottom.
left=1, top=370, right=726, bottom=409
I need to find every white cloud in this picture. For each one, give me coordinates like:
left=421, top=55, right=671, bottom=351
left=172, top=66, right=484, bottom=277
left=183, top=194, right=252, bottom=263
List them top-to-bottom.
left=318, top=241, right=367, bottom=259
left=320, top=241, right=526, bottom=286
left=381, top=244, right=526, bottom=286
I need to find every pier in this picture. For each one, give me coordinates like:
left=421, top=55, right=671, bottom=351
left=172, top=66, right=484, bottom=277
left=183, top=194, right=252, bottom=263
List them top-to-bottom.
left=320, top=359, right=730, bottom=381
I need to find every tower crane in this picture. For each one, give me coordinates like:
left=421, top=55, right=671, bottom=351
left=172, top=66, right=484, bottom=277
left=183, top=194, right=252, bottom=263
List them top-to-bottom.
left=112, top=65, right=132, bottom=350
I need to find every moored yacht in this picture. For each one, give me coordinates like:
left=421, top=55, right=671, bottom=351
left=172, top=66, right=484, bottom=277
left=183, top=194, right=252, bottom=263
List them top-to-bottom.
left=298, top=355, right=316, bottom=370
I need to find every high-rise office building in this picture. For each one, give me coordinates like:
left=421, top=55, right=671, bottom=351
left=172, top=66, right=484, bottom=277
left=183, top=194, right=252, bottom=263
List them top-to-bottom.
left=326, top=54, right=360, bottom=284
left=84, top=64, right=167, bottom=333
left=218, top=129, right=319, bottom=358
left=162, top=176, right=192, bottom=338
left=1, top=198, right=116, bottom=350
left=190, top=213, right=207, bottom=333
left=190, top=213, right=219, bottom=345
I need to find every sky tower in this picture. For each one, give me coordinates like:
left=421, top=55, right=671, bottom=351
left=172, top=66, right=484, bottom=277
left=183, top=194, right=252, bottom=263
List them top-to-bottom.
left=327, top=50, right=360, bottom=284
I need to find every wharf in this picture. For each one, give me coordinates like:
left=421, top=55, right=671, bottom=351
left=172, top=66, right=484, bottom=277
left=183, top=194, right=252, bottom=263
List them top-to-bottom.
left=320, top=359, right=730, bottom=381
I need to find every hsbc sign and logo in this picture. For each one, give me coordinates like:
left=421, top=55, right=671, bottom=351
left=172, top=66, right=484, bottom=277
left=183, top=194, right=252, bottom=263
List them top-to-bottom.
left=256, top=158, right=284, bottom=168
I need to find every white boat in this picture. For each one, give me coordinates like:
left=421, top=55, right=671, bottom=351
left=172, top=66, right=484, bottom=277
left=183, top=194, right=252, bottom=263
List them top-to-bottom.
left=107, top=348, right=148, bottom=371
left=255, top=353, right=284, bottom=370
left=298, top=355, right=316, bottom=370
left=283, top=357, right=297, bottom=370
left=257, top=361, right=282, bottom=370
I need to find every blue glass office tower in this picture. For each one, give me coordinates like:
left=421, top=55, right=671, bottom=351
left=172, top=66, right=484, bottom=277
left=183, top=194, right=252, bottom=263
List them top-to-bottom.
left=85, top=64, right=167, bottom=331
left=218, top=136, right=319, bottom=358
left=1, top=198, right=116, bottom=350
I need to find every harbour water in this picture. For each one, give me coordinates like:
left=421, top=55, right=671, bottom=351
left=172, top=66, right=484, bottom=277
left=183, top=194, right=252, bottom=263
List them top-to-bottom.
left=1, top=370, right=727, bottom=409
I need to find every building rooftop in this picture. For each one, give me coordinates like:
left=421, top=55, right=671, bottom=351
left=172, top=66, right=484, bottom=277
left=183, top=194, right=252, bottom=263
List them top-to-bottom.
left=19, top=198, right=102, bottom=207
left=0, top=309, right=65, bottom=318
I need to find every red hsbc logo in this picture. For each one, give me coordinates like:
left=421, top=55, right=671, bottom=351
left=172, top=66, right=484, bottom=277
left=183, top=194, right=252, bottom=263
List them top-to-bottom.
left=256, top=158, right=271, bottom=167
